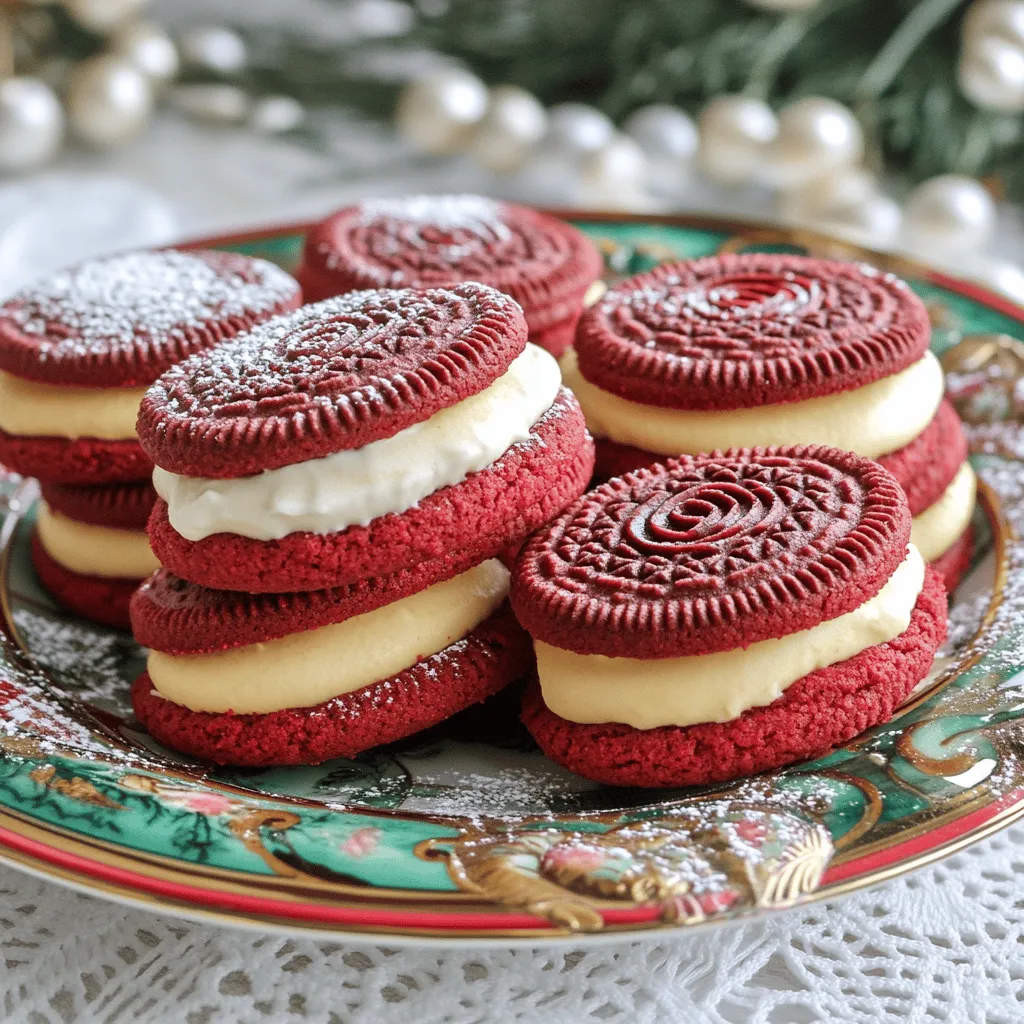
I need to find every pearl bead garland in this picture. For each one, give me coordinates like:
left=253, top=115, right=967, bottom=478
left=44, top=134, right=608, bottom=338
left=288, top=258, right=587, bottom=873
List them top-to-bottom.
left=960, top=0, right=1024, bottom=110
left=67, top=54, right=153, bottom=146
left=394, top=69, right=488, bottom=155
left=0, top=77, right=65, bottom=172
left=468, top=85, right=547, bottom=173
left=697, top=95, right=777, bottom=185
left=765, top=97, right=864, bottom=188
left=903, top=174, right=998, bottom=256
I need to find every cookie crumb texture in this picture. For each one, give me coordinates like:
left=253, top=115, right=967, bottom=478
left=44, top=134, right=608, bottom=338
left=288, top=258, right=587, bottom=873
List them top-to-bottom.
left=0, top=249, right=301, bottom=387
left=575, top=253, right=931, bottom=411
left=138, top=283, right=528, bottom=478
left=148, top=390, right=594, bottom=592
left=0, top=432, right=152, bottom=485
left=513, top=445, right=910, bottom=659
left=31, top=530, right=136, bottom=629
left=522, top=568, right=947, bottom=788
left=132, top=607, right=532, bottom=765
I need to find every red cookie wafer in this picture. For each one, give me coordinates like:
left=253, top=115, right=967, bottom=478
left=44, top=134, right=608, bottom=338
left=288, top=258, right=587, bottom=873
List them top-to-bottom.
left=298, top=196, right=603, bottom=338
left=0, top=249, right=300, bottom=388
left=574, top=253, right=931, bottom=411
left=138, top=283, right=528, bottom=478
left=148, top=390, right=594, bottom=592
left=876, top=399, right=967, bottom=517
left=0, top=432, right=151, bottom=485
left=512, top=445, right=910, bottom=659
left=41, top=479, right=155, bottom=530
left=931, top=524, right=975, bottom=592
left=31, top=530, right=137, bottom=629
left=522, top=568, right=947, bottom=788
left=131, top=607, right=532, bottom=765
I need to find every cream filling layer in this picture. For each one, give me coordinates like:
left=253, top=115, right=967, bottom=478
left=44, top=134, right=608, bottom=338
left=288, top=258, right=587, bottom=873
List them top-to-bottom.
left=154, top=344, right=562, bottom=543
left=561, top=349, right=944, bottom=460
left=0, top=370, right=146, bottom=441
left=911, top=462, right=977, bottom=562
left=36, top=502, right=159, bottom=579
left=536, top=545, right=925, bottom=730
left=148, top=559, right=510, bottom=714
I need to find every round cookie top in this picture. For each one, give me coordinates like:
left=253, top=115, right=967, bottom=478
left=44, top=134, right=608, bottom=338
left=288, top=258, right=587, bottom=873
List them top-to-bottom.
left=304, top=194, right=603, bottom=309
left=0, top=249, right=301, bottom=388
left=574, top=253, right=931, bottom=411
left=137, top=282, right=528, bottom=478
left=511, top=445, right=911, bottom=658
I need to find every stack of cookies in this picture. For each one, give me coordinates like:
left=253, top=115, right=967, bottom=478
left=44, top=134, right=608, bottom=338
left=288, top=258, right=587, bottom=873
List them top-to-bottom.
left=297, top=194, right=605, bottom=356
left=0, top=249, right=301, bottom=627
left=562, top=252, right=976, bottom=590
left=129, top=283, right=595, bottom=764
left=513, top=445, right=949, bottom=787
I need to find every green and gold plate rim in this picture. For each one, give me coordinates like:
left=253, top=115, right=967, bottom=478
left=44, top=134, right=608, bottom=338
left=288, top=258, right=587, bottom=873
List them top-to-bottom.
left=0, top=209, right=1021, bottom=944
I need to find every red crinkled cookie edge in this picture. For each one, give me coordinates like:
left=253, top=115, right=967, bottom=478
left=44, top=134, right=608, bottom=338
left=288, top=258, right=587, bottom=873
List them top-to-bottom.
left=299, top=201, right=603, bottom=315
left=574, top=253, right=932, bottom=411
left=137, top=283, right=529, bottom=478
left=147, top=389, right=595, bottom=592
left=0, top=430, right=152, bottom=485
left=512, top=444, right=911, bottom=659
left=41, top=479, right=156, bottom=530
left=31, top=530, right=137, bottom=629
left=522, top=567, right=947, bottom=788
left=131, top=606, right=532, bottom=766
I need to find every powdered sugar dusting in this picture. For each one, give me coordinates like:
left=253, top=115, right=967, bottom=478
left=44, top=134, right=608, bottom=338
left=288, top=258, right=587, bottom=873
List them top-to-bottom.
left=3, top=249, right=298, bottom=364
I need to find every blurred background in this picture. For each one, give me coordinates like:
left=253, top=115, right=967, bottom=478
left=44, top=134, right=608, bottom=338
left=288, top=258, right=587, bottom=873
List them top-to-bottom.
left=1, top=0, right=1024, bottom=301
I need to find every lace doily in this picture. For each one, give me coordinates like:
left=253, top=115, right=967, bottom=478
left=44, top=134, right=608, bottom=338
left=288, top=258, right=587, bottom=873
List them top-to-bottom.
left=2, top=819, right=1021, bottom=1023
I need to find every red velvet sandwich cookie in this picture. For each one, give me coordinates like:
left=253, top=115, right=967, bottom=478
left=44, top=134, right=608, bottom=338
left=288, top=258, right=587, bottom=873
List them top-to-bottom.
left=298, top=195, right=605, bottom=356
left=0, top=249, right=301, bottom=485
left=564, top=252, right=975, bottom=588
left=138, top=283, right=595, bottom=593
left=511, top=445, right=948, bottom=788
left=32, top=481, right=159, bottom=628
left=130, top=560, right=533, bottom=766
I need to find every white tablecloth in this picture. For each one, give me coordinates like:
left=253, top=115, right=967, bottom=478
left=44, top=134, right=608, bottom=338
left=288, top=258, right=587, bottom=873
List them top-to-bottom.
left=1, top=112, right=1023, bottom=1024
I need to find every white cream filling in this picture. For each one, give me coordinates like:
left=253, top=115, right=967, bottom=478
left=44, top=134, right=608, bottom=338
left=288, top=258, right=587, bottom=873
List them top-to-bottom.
left=153, top=344, right=562, bottom=542
left=561, top=349, right=945, bottom=461
left=911, top=462, right=977, bottom=563
left=536, top=546, right=926, bottom=730
left=148, top=559, right=510, bottom=714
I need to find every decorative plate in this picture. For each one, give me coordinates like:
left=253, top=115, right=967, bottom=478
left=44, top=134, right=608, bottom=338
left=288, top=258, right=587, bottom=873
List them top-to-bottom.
left=0, top=212, right=1022, bottom=945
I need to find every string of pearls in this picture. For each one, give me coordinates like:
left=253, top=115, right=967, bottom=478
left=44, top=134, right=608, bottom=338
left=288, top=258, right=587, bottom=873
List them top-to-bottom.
left=959, top=0, right=1024, bottom=111
left=0, top=10, right=304, bottom=176
left=394, top=69, right=1021, bottom=304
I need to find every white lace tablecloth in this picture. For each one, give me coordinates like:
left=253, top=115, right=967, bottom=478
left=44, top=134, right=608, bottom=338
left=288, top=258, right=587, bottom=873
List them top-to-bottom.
left=2, top=109, right=1024, bottom=1024
left=3, top=822, right=1023, bottom=1023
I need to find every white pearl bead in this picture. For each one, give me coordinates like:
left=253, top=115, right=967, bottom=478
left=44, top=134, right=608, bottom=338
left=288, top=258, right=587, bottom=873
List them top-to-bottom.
left=63, top=0, right=147, bottom=35
left=746, top=0, right=820, bottom=9
left=963, top=0, right=1024, bottom=50
left=111, top=21, right=179, bottom=86
left=178, top=26, right=247, bottom=76
left=959, top=35, right=1024, bottom=110
left=67, top=54, right=153, bottom=146
left=395, top=69, right=487, bottom=154
left=0, top=76, right=64, bottom=172
left=169, top=83, right=249, bottom=124
left=468, top=85, right=547, bottom=173
left=249, top=95, right=304, bottom=134
left=697, top=95, right=777, bottom=185
left=765, top=97, right=863, bottom=188
left=545, top=103, right=615, bottom=157
left=624, top=104, right=698, bottom=196
left=580, top=135, right=653, bottom=210
left=778, top=165, right=879, bottom=224
left=903, top=175, right=997, bottom=256
left=809, top=194, right=903, bottom=249
left=975, top=256, right=1024, bottom=304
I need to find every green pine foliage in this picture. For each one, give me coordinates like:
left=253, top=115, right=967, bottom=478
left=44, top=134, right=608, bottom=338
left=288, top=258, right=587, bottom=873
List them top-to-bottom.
left=411, top=0, right=1024, bottom=196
